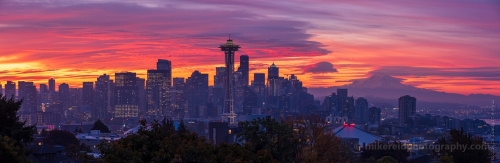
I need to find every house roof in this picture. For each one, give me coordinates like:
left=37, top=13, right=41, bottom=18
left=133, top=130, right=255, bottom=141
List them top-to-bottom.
left=333, top=125, right=382, bottom=146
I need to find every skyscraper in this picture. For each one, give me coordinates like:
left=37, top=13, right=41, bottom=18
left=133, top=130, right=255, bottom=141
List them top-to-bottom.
left=220, top=38, right=240, bottom=125
left=239, top=55, right=249, bottom=86
left=157, top=59, right=171, bottom=70
left=267, top=63, right=283, bottom=98
left=268, top=63, right=279, bottom=79
left=214, top=67, right=226, bottom=87
left=146, top=69, right=172, bottom=117
left=186, top=70, right=209, bottom=117
left=234, top=71, right=245, bottom=113
left=114, top=72, right=139, bottom=118
left=251, top=73, right=266, bottom=108
left=253, top=73, right=265, bottom=87
left=95, top=74, right=112, bottom=120
left=136, top=77, right=146, bottom=116
left=172, top=77, right=186, bottom=117
left=49, top=78, right=55, bottom=93
left=4, top=81, right=15, bottom=98
left=17, top=81, right=32, bottom=111
left=17, top=81, right=27, bottom=100
left=82, top=82, right=94, bottom=106
left=0, top=83, right=2, bottom=95
left=58, top=83, right=70, bottom=110
left=39, top=84, right=48, bottom=95
left=24, top=85, right=37, bottom=112
left=243, top=86, right=257, bottom=115
left=68, top=88, right=82, bottom=107
left=335, top=89, right=354, bottom=119
left=337, top=89, right=348, bottom=98
left=398, top=95, right=416, bottom=126
left=355, top=97, right=369, bottom=124
left=368, top=107, right=381, bottom=124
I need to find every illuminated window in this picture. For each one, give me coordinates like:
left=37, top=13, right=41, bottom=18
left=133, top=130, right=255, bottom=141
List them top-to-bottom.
left=228, top=129, right=232, bottom=134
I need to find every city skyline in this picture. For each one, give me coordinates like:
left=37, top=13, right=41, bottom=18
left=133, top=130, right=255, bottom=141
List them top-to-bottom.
left=1, top=0, right=500, bottom=96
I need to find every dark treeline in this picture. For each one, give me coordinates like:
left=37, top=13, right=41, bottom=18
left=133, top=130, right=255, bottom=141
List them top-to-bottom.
left=98, top=115, right=356, bottom=163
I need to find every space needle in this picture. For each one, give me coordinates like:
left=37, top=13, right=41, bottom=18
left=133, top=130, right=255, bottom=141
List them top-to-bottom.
left=220, top=35, right=239, bottom=126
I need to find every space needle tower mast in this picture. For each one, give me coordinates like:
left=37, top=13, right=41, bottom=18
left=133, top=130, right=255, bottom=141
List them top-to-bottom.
left=220, top=34, right=240, bottom=126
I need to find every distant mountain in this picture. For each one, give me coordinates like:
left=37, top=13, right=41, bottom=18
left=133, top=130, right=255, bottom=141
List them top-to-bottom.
left=307, top=75, right=499, bottom=106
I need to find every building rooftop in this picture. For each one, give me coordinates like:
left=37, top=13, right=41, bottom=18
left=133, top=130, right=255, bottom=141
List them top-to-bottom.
left=333, top=124, right=382, bottom=146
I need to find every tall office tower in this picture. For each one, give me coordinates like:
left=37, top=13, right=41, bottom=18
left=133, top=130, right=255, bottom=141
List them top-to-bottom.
left=220, top=38, right=240, bottom=125
left=239, top=55, right=249, bottom=86
left=157, top=59, right=171, bottom=70
left=267, top=63, right=281, bottom=97
left=268, top=63, right=279, bottom=79
left=214, top=67, right=226, bottom=87
left=146, top=69, right=172, bottom=117
left=186, top=71, right=209, bottom=118
left=234, top=71, right=245, bottom=113
left=114, top=72, right=139, bottom=118
left=251, top=73, right=266, bottom=107
left=253, top=73, right=265, bottom=86
left=95, top=74, right=112, bottom=120
left=283, top=74, right=303, bottom=113
left=136, top=77, right=146, bottom=116
left=172, top=77, right=186, bottom=117
left=48, top=78, right=55, bottom=93
left=4, top=81, right=16, bottom=99
left=5, top=81, right=16, bottom=98
left=17, top=81, right=27, bottom=111
left=17, top=81, right=27, bottom=100
left=82, top=82, right=94, bottom=106
left=0, top=83, right=2, bottom=95
left=58, top=83, right=70, bottom=110
left=39, top=84, right=48, bottom=95
left=24, top=85, right=37, bottom=112
left=243, top=87, right=257, bottom=115
left=68, top=88, right=82, bottom=107
left=335, top=89, right=354, bottom=119
left=337, top=89, right=348, bottom=98
left=398, top=95, right=416, bottom=126
left=338, top=97, right=355, bottom=119
left=355, top=97, right=369, bottom=124
left=368, top=107, right=381, bottom=125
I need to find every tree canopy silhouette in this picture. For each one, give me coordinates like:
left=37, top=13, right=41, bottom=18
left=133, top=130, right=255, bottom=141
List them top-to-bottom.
left=0, top=94, right=36, bottom=146
left=0, top=94, right=36, bottom=162
left=90, top=119, right=110, bottom=133
left=434, top=128, right=492, bottom=163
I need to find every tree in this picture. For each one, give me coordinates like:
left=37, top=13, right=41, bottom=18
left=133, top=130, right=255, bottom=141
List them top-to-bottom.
left=0, top=94, right=36, bottom=146
left=288, top=115, right=354, bottom=163
left=237, top=116, right=297, bottom=163
left=90, top=119, right=110, bottom=133
left=178, top=119, right=188, bottom=134
left=98, top=120, right=215, bottom=163
left=434, top=128, right=491, bottom=163
left=40, top=129, right=49, bottom=137
left=44, top=129, right=80, bottom=147
left=0, top=136, right=31, bottom=163
left=361, top=141, right=410, bottom=163
left=80, top=143, right=92, bottom=153
left=439, top=154, right=454, bottom=163
left=377, top=156, right=397, bottom=163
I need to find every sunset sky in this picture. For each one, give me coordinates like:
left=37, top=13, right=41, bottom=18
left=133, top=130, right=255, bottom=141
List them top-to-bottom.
left=1, top=0, right=499, bottom=95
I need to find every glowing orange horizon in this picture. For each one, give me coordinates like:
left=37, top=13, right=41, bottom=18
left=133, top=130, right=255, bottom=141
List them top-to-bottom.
left=0, top=0, right=499, bottom=96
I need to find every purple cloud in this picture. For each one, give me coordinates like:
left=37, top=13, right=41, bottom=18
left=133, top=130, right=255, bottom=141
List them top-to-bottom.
left=303, top=62, right=338, bottom=74
left=370, top=66, right=500, bottom=80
